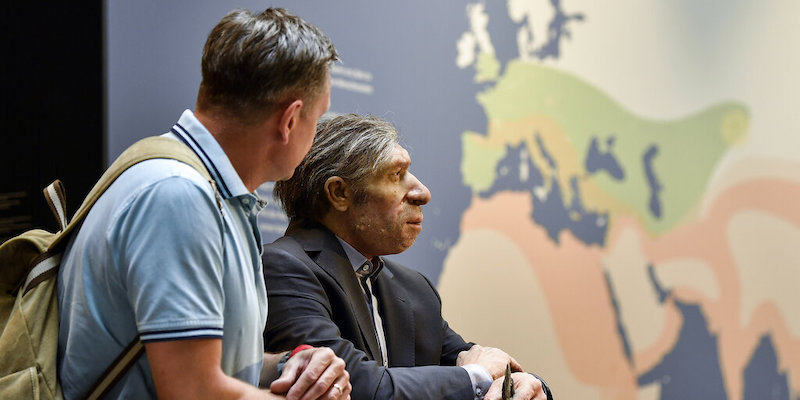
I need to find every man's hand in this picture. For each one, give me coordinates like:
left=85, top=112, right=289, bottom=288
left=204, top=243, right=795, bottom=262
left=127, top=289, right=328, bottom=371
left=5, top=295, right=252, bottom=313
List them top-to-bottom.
left=457, top=345, right=523, bottom=379
left=270, top=347, right=351, bottom=400
left=484, top=372, right=546, bottom=400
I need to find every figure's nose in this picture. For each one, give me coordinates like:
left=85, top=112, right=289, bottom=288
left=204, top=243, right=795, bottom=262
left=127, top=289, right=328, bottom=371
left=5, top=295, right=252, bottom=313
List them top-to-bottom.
left=407, top=172, right=431, bottom=206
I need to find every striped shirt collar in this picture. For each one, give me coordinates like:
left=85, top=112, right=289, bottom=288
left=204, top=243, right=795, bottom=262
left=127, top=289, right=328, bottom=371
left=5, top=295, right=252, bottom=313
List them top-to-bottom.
left=166, top=109, right=251, bottom=200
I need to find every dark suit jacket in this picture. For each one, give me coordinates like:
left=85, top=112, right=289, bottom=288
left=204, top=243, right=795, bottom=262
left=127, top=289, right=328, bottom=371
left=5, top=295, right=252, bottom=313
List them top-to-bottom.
left=262, top=219, right=476, bottom=399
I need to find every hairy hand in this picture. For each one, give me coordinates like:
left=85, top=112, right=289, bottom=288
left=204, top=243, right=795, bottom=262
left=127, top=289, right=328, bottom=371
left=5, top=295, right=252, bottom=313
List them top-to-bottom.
left=457, top=345, right=523, bottom=379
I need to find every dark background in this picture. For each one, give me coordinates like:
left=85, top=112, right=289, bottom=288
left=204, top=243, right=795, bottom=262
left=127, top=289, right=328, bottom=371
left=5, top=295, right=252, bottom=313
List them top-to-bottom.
left=3, top=1, right=104, bottom=241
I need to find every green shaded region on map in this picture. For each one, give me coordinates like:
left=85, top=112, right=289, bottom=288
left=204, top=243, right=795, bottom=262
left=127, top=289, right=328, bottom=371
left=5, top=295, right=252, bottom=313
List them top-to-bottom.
left=463, top=58, right=749, bottom=235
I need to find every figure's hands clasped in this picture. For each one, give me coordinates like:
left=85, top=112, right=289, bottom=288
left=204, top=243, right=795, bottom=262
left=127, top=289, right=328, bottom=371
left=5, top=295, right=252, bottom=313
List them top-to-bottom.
left=457, top=345, right=522, bottom=379
left=270, top=346, right=351, bottom=400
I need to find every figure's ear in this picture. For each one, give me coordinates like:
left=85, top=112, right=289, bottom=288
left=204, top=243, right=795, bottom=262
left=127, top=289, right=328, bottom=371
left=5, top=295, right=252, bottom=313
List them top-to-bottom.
left=277, top=99, right=304, bottom=144
left=324, top=176, right=351, bottom=212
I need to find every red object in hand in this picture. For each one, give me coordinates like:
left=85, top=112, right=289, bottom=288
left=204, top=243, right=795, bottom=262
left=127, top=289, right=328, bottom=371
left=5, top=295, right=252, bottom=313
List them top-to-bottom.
left=289, top=344, right=313, bottom=358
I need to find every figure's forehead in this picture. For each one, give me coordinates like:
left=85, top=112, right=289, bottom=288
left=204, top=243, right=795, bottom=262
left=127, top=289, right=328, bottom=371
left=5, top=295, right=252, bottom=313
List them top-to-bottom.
left=387, top=143, right=411, bottom=166
left=370, top=144, right=411, bottom=182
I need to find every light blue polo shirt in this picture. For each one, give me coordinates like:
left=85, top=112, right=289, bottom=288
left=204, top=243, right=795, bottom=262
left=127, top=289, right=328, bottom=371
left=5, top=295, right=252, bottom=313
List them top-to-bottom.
left=57, top=110, right=268, bottom=399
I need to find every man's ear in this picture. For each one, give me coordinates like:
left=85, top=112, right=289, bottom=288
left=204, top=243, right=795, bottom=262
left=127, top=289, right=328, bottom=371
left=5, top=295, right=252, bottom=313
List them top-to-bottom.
left=277, top=99, right=304, bottom=144
left=324, top=176, right=350, bottom=212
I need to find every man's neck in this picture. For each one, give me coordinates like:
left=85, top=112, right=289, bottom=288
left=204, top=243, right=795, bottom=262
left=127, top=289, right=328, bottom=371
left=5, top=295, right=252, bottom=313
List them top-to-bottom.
left=195, top=109, right=277, bottom=192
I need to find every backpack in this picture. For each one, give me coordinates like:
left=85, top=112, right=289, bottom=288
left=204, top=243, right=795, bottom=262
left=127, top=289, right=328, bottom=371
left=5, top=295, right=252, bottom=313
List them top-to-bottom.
left=0, top=136, right=215, bottom=400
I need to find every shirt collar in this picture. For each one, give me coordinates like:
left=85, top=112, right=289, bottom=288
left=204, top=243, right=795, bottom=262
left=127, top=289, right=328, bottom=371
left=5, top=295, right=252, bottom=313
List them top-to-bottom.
left=166, top=109, right=252, bottom=200
left=335, top=236, right=383, bottom=280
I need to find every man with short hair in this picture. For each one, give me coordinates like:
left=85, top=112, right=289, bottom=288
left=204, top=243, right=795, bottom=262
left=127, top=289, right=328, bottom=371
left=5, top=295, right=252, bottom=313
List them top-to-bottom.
left=58, top=8, right=351, bottom=399
left=263, top=114, right=553, bottom=400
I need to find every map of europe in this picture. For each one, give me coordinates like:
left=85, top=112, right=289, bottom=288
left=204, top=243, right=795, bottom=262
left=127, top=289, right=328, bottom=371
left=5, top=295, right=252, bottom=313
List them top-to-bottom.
left=437, top=2, right=800, bottom=399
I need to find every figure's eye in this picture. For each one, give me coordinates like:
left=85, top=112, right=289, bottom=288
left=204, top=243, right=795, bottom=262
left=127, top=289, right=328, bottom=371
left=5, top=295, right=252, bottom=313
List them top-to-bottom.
left=389, top=169, right=404, bottom=182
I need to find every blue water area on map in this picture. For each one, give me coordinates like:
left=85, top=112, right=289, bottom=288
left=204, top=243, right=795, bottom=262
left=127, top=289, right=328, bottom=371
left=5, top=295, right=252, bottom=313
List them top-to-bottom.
left=483, top=0, right=516, bottom=73
left=537, top=0, right=585, bottom=60
left=535, top=133, right=558, bottom=170
left=585, top=136, right=625, bottom=180
left=480, top=140, right=608, bottom=246
left=643, top=145, right=663, bottom=219
left=629, top=263, right=793, bottom=399
left=647, top=264, right=671, bottom=304
left=603, top=269, right=634, bottom=364
left=638, top=300, right=727, bottom=399
left=743, top=334, right=791, bottom=400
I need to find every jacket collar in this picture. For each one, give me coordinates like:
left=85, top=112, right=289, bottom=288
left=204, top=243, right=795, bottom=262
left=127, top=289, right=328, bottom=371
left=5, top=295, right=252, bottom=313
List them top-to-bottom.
left=285, top=218, right=386, bottom=363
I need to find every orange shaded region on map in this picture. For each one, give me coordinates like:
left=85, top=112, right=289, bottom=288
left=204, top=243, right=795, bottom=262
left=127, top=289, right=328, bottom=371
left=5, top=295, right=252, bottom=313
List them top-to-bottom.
left=455, top=176, right=800, bottom=399
left=641, top=179, right=800, bottom=400
left=460, top=192, right=638, bottom=397
left=601, top=216, right=684, bottom=374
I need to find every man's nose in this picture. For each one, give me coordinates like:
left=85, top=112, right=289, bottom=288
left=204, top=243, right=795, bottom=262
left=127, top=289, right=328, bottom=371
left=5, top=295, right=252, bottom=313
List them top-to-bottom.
left=407, top=172, right=431, bottom=206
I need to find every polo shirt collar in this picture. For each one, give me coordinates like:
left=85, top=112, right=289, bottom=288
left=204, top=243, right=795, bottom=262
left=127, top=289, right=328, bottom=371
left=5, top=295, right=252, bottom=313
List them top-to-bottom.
left=168, top=109, right=251, bottom=200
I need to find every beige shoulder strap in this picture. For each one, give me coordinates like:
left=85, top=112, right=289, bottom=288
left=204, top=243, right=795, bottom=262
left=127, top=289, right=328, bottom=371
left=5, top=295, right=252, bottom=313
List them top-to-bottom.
left=49, top=136, right=212, bottom=252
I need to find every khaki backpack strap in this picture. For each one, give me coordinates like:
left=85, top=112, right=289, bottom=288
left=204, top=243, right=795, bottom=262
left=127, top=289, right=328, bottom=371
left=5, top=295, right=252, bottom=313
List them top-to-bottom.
left=47, top=136, right=213, bottom=252
left=23, top=138, right=213, bottom=294
left=43, top=180, right=68, bottom=231
left=18, top=181, right=72, bottom=294
left=21, top=253, right=62, bottom=295
left=85, top=336, right=145, bottom=400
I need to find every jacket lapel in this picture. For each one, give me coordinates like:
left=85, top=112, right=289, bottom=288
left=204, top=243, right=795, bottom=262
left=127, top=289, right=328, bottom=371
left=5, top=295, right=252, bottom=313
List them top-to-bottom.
left=287, top=220, right=384, bottom=364
left=374, top=266, right=415, bottom=366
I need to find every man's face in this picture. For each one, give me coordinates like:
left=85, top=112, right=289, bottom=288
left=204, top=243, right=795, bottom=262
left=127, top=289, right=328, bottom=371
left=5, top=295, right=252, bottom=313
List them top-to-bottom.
left=346, top=144, right=431, bottom=259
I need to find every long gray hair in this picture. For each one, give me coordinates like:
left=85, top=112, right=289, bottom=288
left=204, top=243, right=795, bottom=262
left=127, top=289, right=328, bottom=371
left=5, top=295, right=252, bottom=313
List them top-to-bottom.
left=275, top=114, right=399, bottom=221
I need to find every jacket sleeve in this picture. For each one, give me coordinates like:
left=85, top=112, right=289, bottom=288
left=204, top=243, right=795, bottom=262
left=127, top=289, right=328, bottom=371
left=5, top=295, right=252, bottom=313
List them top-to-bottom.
left=262, top=240, right=475, bottom=400
left=418, top=273, right=476, bottom=366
